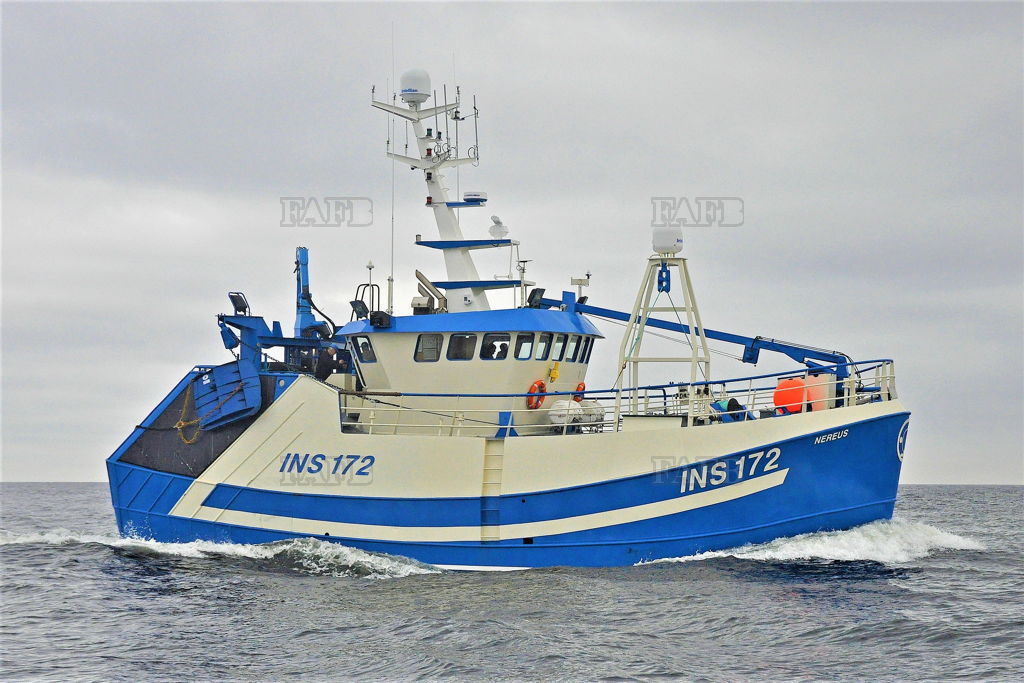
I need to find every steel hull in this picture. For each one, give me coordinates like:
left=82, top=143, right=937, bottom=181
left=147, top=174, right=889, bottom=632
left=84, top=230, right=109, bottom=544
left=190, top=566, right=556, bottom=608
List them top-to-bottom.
left=107, top=401, right=908, bottom=569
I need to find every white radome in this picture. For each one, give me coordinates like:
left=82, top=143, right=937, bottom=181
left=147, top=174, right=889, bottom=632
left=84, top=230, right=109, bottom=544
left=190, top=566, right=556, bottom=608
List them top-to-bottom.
left=400, top=69, right=431, bottom=105
left=652, top=225, right=684, bottom=255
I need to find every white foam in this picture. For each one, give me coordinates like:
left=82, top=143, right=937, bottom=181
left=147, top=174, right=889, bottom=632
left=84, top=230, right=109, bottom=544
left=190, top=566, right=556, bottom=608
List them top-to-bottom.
left=3, top=518, right=982, bottom=574
left=645, top=519, right=985, bottom=566
left=0, top=528, right=441, bottom=579
left=273, top=537, right=441, bottom=578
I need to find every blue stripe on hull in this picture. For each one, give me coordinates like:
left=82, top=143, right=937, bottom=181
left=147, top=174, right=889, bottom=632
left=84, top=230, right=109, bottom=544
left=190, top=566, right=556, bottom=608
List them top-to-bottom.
left=108, top=412, right=907, bottom=568
left=200, top=484, right=483, bottom=527
left=112, top=499, right=895, bottom=568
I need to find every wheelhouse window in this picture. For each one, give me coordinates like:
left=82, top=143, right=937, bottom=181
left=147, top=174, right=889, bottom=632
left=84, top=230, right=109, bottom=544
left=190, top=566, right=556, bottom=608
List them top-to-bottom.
left=447, top=333, right=478, bottom=361
left=480, top=333, right=510, bottom=360
left=514, top=333, right=534, bottom=360
left=535, top=333, right=552, bottom=361
left=414, top=334, right=443, bottom=362
left=551, top=334, right=567, bottom=361
left=565, top=335, right=581, bottom=362
left=581, top=335, right=598, bottom=362
left=352, top=336, right=377, bottom=363
left=582, top=336, right=595, bottom=363
left=578, top=337, right=590, bottom=363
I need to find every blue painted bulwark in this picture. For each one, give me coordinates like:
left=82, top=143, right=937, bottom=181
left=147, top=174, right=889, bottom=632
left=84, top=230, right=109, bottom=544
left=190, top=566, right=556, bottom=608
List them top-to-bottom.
left=107, top=461, right=194, bottom=536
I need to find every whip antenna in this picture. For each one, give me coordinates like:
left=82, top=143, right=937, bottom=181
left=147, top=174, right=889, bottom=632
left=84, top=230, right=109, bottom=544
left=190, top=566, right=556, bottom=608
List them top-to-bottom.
left=387, top=23, right=396, bottom=314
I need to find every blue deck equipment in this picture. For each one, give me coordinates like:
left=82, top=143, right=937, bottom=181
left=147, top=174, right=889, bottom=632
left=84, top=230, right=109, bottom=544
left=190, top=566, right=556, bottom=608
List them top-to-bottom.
left=538, top=295, right=853, bottom=379
left=191, top=360, right=262, bottom=429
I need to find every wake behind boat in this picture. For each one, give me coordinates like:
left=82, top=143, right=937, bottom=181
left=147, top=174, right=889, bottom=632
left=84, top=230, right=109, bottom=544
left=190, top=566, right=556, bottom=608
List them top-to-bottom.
left=105, top=69, right=910, bottom=569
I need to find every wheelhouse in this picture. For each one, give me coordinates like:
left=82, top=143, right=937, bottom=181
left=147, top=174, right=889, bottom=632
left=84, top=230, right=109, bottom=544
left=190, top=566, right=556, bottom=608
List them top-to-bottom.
left=336, top=308, right=602, bottom=397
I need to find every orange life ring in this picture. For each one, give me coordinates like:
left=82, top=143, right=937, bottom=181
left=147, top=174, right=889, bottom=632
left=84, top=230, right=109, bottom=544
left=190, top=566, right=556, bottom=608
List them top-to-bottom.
left=527, top=380, right=547, bottom=409
left=573, top=382, right=586, bottom=402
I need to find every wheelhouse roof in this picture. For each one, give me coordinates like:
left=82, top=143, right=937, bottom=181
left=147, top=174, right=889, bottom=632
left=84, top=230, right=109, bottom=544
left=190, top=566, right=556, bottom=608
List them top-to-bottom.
left=338, top=307, right=604, bottom=338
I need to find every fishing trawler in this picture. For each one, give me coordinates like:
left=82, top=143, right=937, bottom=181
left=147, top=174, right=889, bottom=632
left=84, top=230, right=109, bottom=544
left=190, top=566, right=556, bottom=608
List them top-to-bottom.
left=105, top=70, right=910, bottom=569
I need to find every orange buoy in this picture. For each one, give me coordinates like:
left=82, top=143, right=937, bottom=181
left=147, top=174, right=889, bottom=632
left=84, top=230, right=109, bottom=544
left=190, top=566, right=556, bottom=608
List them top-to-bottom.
left=803, top=373, right=829, bottom=412
left=773, top=377, right=806, bottom=414
left=527, top=380, right=547, bottom=409
left=573, top=382, right=586, bottom=402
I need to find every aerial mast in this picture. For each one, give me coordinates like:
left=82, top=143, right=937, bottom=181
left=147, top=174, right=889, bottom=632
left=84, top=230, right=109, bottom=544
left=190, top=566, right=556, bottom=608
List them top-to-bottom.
left=373, top=70, right=514, bottom=313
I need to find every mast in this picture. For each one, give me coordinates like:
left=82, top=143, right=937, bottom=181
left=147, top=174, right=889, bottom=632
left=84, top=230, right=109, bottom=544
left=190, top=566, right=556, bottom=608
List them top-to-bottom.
left=371, top=69, right=496, bottom=312
left=613, top=228, right=712, bottom=426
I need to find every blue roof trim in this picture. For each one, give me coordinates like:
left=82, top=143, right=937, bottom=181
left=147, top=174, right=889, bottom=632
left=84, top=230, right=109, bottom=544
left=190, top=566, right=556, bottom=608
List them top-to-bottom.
left=416, top=239, right=513, bottom=250
left=432, top=280, right=523, bottom=289
left=338, top=307, right=604, bottom=337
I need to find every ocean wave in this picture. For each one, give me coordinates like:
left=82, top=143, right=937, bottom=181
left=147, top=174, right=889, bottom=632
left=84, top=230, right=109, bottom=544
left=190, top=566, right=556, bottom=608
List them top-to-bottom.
left=1, top=518, right=985, bottom=575
left=645, top=519, right=985, bottom=566
left=0, top=528, right=440, bottom=579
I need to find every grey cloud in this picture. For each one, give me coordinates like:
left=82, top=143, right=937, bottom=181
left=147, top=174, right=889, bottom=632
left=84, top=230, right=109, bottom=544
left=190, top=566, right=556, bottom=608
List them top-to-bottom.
left=2, top=2, right=1021, bottom=483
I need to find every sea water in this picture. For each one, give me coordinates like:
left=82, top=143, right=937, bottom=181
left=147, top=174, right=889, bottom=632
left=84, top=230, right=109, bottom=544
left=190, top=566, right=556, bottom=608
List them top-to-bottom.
left=1, top=484, right=1020, bottom=681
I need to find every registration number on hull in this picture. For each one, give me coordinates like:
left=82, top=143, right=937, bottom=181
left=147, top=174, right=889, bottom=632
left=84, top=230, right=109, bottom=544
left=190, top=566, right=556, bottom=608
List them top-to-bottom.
left=679, top=447, right=781, bottom=493
left=278, top=453, right=375, bottom=476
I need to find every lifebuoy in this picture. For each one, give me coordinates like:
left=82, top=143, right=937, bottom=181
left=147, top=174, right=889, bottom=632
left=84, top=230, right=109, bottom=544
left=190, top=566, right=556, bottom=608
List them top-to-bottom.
left=527, top=380, right=547, bottom=409
left=573, top=382, right=586, bottom=402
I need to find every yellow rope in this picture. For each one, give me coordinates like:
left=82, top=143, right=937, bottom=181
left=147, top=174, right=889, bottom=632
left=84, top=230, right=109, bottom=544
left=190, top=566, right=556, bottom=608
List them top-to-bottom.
left=174, top=381, right=245, bottom=445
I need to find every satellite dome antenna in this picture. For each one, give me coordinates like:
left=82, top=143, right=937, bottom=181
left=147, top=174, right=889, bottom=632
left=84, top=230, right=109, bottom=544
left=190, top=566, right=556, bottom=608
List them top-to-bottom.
left=399, top=69, right=431, bottom=107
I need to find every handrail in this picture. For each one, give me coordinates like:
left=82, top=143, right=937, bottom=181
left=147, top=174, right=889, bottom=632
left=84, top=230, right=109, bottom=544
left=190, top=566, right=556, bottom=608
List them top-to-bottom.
left=336, top=359, right=897, bottom=436
left=338, top=359, right=893, bottom=399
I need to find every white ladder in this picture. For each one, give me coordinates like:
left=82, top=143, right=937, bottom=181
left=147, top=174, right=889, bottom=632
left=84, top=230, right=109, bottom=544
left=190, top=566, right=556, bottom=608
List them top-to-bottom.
left=480, top=439, right=505, bottom=542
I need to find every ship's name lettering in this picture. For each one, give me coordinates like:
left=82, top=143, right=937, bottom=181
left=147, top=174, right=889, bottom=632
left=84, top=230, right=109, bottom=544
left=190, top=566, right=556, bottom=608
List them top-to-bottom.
left=814, top=429, right=849, bottom=445
left=680, top=447, right=781, bottom=493
left=279, top=453, right=375, bottom=476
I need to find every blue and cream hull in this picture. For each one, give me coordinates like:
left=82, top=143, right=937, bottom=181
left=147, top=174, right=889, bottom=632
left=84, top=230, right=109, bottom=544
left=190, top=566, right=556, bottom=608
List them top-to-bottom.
left=107, top=375, right=909, bottom=569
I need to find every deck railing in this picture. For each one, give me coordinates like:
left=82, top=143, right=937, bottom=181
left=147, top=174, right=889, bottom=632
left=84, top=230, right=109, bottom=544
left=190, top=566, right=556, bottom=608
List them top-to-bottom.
left=336, top=359, right=896, bottom=437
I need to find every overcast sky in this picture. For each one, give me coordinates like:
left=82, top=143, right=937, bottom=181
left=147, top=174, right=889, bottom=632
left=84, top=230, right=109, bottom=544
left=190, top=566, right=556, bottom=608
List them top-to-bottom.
left=2, top=2, right=1021, bottom=484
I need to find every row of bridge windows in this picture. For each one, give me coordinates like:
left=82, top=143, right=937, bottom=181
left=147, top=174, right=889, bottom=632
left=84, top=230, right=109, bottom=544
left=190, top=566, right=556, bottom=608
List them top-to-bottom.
left=414, top=332, right=595, bottom=364
left=346, top=333, right=596, bottom=365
